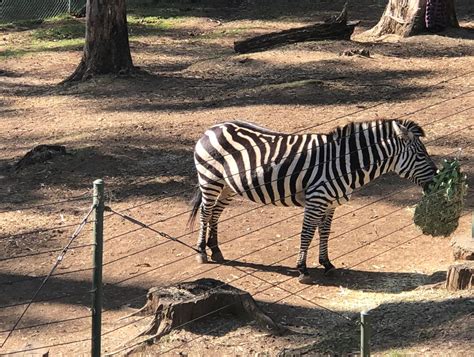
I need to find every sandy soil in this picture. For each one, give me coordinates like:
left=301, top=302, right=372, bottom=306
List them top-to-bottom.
left=1, top=1, right=473, bottom=355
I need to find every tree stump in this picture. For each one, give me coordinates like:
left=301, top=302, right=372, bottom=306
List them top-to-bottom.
left=363, top=0, right=459, bottom=38
left=234, top=6, right=358, bottom=54
left=15, top=145, right=68, bottom=171
left=451, top=234, right=474, bottom=261
left=446, top=262, right=474, bottom=291
left=111, top=278, right=285, bottom=354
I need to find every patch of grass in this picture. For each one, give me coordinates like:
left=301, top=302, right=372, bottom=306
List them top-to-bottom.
left=127, top=14, right=184, bottom=35
left=128, top=15, right=182, bottom=29
left=0, top=19, right=44, bottom=32
left=31, top=19, right=85, bottom=41
left=1, top=39, right=84, bottom=59
left=0, top=48, right=28, bottom=59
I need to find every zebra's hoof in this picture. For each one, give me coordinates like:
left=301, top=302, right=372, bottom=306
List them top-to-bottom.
left=210, top=251, right=225, bottom=263
left=196, top=253, right=208, bottom=264
left=324, top=263, right=336, bottom=275
left=298, top=274, right=312, bottom=284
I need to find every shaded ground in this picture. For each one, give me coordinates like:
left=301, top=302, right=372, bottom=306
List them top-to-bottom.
left=0, top=0, right=473, bottom=355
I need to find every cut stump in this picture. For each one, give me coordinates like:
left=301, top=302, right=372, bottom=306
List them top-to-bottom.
left=234, top=6, right=358, bottom=54
left=15, top=145, right=68, bottom=171
left=451, top=234, right=474, bottom=261
left=446, top=262, right=474, bottom=291
left=112, top=278, right=285, bottom=354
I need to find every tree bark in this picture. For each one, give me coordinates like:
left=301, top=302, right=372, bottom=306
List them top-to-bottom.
left=65, top=0, right=134, bottom=82
left=365, top=0, right=459, bottom=38
left=234, top=7, right=358, bottom=54
left=446, top=262, right=474, bottom=291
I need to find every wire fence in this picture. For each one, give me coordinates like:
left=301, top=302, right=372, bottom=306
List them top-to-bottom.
left=0, top=0, right=86, bottom=23
left=0, top=73, right=472, bottom=355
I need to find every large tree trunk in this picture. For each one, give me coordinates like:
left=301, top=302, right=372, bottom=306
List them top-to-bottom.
left=65, top=0, right=134, bottom=82
left=365, top=0, right=459, bottom=38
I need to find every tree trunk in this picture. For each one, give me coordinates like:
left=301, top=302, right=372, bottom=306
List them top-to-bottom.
left=65, top=0, right=134, bottom=82
left=365, top=0, right=459, bottom=38
left=446, top=262, right=474, bottom=291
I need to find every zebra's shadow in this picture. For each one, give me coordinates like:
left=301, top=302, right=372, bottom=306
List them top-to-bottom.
left=216, top=260, right=445, bottom=293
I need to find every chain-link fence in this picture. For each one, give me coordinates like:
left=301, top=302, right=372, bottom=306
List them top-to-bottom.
left=0, top=0, right=86, bottom=23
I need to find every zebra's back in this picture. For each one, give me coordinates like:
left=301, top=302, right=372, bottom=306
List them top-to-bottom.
left=194, top=121, right=328, bottom=206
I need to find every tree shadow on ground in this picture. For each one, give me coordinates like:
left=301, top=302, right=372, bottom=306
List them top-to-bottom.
left=2, top=58, right=434, bottom=109
left=0, top=133, right=197, bottom=210
left=0, top=271, right=149, bottom=331
left=277, top=297, right=474, bottom=355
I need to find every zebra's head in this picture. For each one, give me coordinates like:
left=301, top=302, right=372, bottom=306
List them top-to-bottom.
left=392, top=120, right=437, bottom=188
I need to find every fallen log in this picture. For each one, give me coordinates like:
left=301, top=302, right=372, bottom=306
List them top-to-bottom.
left=234, top=6, right=359, bottom=54
left=446, top=262, right=474, bottom=291
left=108, top=278, right=285, bottom=355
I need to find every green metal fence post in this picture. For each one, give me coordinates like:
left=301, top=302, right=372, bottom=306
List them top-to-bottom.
left=92, top=179, right=104, bottom=357
left=360, top=311, right=371, bottom=357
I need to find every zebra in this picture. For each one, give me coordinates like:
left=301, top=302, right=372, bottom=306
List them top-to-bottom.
left=188, top=119, right=437, bottom=283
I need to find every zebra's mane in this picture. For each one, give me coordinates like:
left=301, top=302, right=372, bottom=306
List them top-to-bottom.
left=329, top=119, right=425, bottom=141
left=399, top=119, right=425, bottom=137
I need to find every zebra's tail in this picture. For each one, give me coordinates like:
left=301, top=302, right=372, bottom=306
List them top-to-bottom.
left=187, top=187, right=202, bottom=230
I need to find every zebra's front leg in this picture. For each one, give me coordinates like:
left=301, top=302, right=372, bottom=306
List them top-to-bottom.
left=296, top=204, right=326, bottom=284
left=319, top=208, right=336, bottom=274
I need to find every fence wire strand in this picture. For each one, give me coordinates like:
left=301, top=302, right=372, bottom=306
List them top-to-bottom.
left=0, top=203, right=95, bottom=348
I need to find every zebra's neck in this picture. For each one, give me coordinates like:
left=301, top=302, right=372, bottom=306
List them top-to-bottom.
left=311, top=120, right=402, bottom=195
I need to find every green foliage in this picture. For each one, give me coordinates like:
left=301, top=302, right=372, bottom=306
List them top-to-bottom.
left=127, top=15, right=182, bottom=35
left=414, top=159, right=467, bottom=237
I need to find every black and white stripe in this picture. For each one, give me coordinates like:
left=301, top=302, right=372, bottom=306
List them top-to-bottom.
left=189, top=119, right=437, bottom=282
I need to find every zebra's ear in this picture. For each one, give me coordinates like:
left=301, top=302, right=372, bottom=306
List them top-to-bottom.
left=393, top=121, right=414, bottom=141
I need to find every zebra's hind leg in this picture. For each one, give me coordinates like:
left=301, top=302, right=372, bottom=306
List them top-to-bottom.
left=195, top=185, right=222, bottom=264
left=207, top=186, right=233, bottom=263
left=297, top=202, right=327, bottom=284
left=318, top=208, right=336, bottom=275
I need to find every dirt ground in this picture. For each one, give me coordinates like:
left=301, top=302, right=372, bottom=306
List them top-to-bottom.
left=1, top=0, right=473, bottom=355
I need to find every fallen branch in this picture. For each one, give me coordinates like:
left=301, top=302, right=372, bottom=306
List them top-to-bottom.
left=234, top=6, right=358, bottom=54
